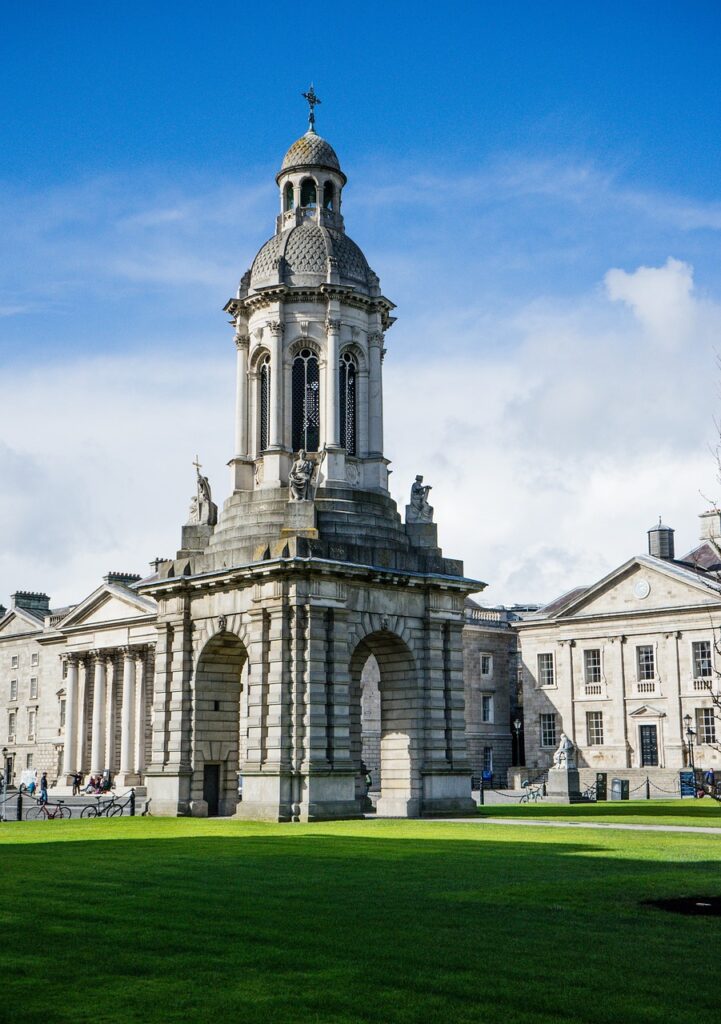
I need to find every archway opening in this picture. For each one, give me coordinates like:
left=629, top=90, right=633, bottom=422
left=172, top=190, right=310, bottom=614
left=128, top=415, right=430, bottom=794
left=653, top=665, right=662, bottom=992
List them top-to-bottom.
left=350, top=630, right=421, bottom=818
left=193, top=631, right=248, bottom=816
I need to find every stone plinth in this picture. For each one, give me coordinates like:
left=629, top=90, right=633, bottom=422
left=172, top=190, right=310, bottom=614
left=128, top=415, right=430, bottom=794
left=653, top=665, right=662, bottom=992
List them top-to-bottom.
left=281, top=500, right=318, bottom=540
left=406, top=522, right=439, bottom=550
left=546, top=767, right=582, bottom=803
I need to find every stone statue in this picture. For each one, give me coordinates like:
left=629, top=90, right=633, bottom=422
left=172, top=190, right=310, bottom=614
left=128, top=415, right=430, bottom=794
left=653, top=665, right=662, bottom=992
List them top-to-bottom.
left=289, top=450, right=314, bottom=501
left=186, top=457, right=218, bottom=527
left=407, top=475, right=434, bottom=523
left=552, top=732, right=576, bottom=771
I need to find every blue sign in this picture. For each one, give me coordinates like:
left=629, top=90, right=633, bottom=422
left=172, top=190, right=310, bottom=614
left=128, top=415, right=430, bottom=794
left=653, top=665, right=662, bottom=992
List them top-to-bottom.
left=679, top=771, right=695, bottom=797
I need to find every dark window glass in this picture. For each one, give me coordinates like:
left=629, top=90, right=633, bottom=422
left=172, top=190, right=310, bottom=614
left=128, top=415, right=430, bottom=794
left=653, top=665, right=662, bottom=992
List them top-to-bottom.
left=300, top=178, right=317, bottom=208
left=323, top=181, right=334, bottom=210
left=284, top=182, right=294, bottom=211
left=292, top=351, right=320, bottom=452
left=339, top=352, right=356, bottom=455
left=259, top=357, right=270, bottom=451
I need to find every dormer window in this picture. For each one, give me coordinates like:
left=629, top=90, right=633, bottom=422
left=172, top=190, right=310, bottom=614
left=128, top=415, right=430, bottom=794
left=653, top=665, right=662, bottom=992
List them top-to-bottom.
left=300, top=178, right=317, bottom=208
left=323, top=181, right=335, bottom=210
left=284, top=182, right=294, bottom=211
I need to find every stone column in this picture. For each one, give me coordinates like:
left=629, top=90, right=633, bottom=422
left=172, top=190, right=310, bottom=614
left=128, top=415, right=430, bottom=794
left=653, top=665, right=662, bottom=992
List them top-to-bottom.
left=325, top=319, right=340, bottom=448
left=267, top=321, right=284, bottom=449
left=368, top=332, right=384, bottom=456
left=234, top=333, right=250, bottom=458
left=356, top=369, right=369, bottom=458
left=117, top=648, right=137, bottom=785
left=134, top=649, right=148, bottom=777
left=105, top=652, right=117, bottom=774
left=90, top=653, right=106, bottom=776
left=64, top=655, right=79, bottom=779
left=76, top=657, right=88, bottom=772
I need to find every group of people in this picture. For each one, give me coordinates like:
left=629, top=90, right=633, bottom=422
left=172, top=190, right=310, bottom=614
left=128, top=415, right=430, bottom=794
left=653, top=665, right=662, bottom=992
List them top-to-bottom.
left=24, top=771, right=48, bottom=803
left=77, top=773, right=112, bottom=796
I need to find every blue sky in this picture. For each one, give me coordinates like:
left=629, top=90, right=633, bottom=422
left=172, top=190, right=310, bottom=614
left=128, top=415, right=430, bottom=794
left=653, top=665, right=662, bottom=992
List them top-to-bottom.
left=2, top=3, right=721, bottom=606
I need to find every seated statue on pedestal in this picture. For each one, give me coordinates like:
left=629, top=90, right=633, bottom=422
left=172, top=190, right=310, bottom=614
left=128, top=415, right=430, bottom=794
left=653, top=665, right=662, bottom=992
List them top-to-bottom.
left=288, top=450, right=315, bottom=501
left=407, top=475, right=434, bottom=523
left=551, top=732, right=576, bottom=771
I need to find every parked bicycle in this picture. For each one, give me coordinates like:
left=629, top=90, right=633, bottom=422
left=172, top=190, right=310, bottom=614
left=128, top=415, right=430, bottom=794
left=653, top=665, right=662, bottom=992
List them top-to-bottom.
left=519, top=785, right=542, bottom=804
left=80, top=794, right=126, bottom=818
left=26, top=799, right=72, bottom=821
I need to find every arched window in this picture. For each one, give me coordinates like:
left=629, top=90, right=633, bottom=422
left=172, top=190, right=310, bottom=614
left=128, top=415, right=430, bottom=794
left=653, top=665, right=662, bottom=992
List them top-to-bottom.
left=300, top=178, right=317, bottom=208
left=323, top=181, right=335, bottom=210
left=284, top=182, right=294, bottom=211
left=292, top=349, right=320, bottom=452
left=340, top=352, right=357, bottom=455
left=259, top=355, right=271, bottom=451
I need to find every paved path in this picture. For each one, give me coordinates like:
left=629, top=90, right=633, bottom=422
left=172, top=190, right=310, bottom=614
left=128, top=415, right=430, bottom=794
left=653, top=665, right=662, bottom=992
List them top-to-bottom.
left=440, top=817, right=721, bottom=835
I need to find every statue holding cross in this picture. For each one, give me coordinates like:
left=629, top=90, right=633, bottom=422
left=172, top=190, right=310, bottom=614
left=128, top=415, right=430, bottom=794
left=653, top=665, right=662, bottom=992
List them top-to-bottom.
left=302, top=84, right=321, bottom=132
left=187, top=455, right=218, bottom=527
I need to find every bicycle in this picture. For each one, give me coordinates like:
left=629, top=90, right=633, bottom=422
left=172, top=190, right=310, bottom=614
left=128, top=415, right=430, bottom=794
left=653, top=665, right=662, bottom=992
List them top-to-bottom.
left=519, top=785, right=542, bottom=804
left=80, top=794, right=124, bottom=818
left=26, top=799, right=72, bottom=821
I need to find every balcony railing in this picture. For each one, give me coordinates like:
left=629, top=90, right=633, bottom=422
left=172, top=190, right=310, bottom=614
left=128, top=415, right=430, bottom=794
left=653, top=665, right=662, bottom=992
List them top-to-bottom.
left=636, top=681, right=656, bottom=694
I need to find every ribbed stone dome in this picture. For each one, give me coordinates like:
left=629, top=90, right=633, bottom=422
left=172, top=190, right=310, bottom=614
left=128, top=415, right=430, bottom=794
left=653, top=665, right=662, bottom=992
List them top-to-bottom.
left=280, top=132, right=341, bottom=173
left=250, top=224, right=371, bottom=290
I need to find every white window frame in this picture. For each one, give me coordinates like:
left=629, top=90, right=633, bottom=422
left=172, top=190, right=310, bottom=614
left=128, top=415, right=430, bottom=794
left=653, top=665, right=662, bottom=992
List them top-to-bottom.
left=692, top=640, right=713, bottom=680
left=636, top=645, right=655, bottom=682
left=583, top=648, right=602, bottom=684
left=31, top=652, right=39, bottom=667
left=537, top=652, right=555, bottom=687
left=480, top=653, right=493, bottom=678
left=11, top=655, right=18, bottom=669
left=29, top=677, right=38, bottom=700
left=10, top=679, right=17, bottom=701
left=481, top=693, right=494, bottom=724
left=59, top=698, right=66, bottom=729
left=696, top=707, right=716, bottom=745
left=27, top=709, right=36, bottom=742
left=586, top=710, right=604, bottom=746
left=8, top=711, right=16, bottom=742
left=540, top=713, right=557, bottom=748
left=483, top=746, right=493, bottom=773
left=26, top=753, right=33, bottom=769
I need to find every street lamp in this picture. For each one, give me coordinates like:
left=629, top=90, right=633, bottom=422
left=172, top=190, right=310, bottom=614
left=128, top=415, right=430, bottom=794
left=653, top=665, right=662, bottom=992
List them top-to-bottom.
left=684, top=714, right=696, bottom=771
left=513, top=718, right=523, bottom=767
left=1, top=746, right=7, bottom=824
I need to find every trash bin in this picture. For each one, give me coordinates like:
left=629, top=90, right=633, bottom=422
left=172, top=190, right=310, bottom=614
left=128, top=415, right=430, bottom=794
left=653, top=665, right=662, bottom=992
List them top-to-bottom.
left=595, top=772, right=608, bottom=801
left=610, top=778, right=629, bottom=801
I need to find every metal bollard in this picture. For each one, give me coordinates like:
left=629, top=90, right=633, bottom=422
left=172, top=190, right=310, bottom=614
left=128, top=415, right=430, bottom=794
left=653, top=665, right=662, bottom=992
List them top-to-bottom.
left=646, top=776, right=650, bottom=800
left=130, top=788, right=135, bottom=817
left=16, top=794, right=22, bottom=821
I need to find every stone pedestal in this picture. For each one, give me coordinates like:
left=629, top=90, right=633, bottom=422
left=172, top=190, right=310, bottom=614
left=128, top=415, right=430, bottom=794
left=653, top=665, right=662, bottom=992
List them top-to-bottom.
left=229, top=456, right=254, bottom=491
left=281, top=501, right=318, bottom=540
left=406, top=522, right=439, bottom=549
left=546, top=767, right=582, bottom=803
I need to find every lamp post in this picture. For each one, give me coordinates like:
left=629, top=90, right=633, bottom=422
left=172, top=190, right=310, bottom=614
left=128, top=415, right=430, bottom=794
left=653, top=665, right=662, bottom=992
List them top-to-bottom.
left=683, top=714, right=696, bottom=772
left=513, top=717, right=523, bottom=767
left=1, top=746, right=7, bottom=824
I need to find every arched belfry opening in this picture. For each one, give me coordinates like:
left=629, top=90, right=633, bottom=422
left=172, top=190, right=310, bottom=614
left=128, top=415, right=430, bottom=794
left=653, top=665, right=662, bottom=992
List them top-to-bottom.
left=192, top=631, right=248, bottom=816
left=350, top=631, right=422, bottom=817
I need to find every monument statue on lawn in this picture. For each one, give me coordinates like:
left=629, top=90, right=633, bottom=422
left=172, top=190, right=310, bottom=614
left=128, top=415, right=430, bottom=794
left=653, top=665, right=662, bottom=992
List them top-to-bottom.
left=547, top=729, right=581, bottom=804
left=552, top=732, right=576, bottom=770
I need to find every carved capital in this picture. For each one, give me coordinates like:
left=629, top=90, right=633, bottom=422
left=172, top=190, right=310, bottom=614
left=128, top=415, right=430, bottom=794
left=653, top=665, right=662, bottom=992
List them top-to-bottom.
left=325, top=318, right=342, bottom=334
left=267, top=321, right=284, bottom=337
left=368, top=331, right=384, bottom=347
left=234, top=333, right=250, bottom=351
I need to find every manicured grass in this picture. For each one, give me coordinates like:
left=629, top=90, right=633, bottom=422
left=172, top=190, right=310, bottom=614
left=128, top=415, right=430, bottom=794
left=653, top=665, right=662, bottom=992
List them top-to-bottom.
left=478, top=797, right=721, bottom=828
left=2, top=816, right=720, bottom=1023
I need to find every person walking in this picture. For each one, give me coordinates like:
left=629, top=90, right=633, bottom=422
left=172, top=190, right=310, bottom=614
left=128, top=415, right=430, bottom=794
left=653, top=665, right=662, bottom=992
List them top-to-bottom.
left=39, top=772, right=48, bottom=804
left=72, top=772, right=82, bottom=796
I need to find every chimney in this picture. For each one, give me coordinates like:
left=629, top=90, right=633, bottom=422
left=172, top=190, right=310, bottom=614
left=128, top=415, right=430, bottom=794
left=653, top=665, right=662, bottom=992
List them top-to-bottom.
left=699, top=509, right=721, bottom=543
left=647, top=518, right=675, bottom=560
left=103, top=571, right=142, bottom=588
left=11, top=591, right=51, bottom=615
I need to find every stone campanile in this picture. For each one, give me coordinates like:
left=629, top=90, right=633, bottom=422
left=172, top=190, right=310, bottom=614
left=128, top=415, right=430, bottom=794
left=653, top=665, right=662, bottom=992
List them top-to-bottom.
left=141, top=95, right=481, bottom=821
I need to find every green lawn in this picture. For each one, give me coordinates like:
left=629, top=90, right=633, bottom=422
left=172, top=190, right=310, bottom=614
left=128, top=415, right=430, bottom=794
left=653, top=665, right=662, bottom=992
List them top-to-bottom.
left=479, top=797, right=721, bottom=828
left=2, top=816, right=720, bottom=1023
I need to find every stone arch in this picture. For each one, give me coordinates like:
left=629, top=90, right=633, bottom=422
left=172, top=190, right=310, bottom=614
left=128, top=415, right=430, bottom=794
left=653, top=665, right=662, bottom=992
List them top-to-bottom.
left=286, top=336, right=323, bottom=364
left=339, top=342, right=367, bottom=372
left=249, top=344, right=272, bottom=372
left=349, top=629, right=422, bottom=817
left=191, top=630, right=248, bottom=817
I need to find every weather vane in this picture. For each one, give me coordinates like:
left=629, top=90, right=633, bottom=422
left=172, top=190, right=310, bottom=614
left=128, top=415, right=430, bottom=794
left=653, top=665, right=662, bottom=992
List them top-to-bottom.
left=302, top=84, right=321, bottom=133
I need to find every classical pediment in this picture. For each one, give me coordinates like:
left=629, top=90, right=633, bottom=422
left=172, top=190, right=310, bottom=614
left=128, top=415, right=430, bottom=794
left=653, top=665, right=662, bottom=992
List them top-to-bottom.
left=546, top=557, right=721, bottom=621
left=57, top=584, right=156, bottom=630
left=0, top=607, right=43, bottom=637
left=629, top=704, right=666, bottom=718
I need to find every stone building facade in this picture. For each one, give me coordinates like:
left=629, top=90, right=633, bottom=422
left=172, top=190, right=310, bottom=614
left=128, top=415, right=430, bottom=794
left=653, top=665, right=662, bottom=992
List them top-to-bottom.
left=517, top=514, right=721, bottom=788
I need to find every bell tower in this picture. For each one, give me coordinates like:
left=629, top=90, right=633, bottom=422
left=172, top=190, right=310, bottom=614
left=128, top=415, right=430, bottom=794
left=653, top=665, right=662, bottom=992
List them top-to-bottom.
left=224, top=90, right=395, bottom=497
left=142, top=95, right=481, bottom=822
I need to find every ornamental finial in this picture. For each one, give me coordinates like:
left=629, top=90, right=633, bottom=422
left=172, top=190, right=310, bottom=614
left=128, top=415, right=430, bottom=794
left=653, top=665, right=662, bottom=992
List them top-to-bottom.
left=302, top=84, right=321, bottom=133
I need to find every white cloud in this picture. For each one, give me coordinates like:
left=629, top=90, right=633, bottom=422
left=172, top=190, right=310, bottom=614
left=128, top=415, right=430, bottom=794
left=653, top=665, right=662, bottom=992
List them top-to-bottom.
left=604, top=257, right=696, bottom=348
